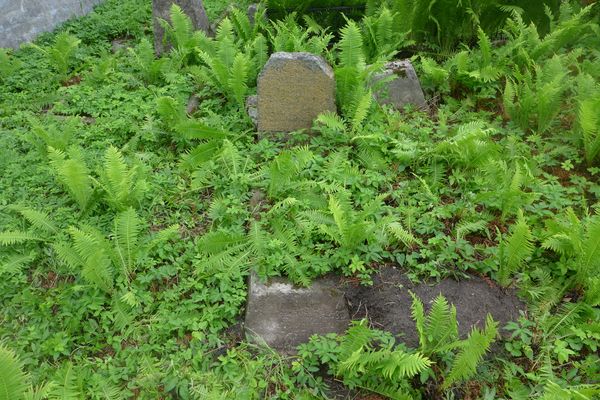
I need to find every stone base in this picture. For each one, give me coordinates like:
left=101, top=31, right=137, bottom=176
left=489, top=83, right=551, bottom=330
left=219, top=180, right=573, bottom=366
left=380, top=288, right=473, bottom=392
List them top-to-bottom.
left=244, top=273, right=350, bottom=352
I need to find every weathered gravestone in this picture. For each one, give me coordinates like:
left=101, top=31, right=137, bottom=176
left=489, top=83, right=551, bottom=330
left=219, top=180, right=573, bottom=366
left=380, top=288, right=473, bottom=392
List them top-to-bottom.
left=152, top=0, right=211, bottom=56
left=257, top=52, right=336, bottom=133
left=371, top=60, right=427, bottom=110
left=245, top=273, right=350, bottom=352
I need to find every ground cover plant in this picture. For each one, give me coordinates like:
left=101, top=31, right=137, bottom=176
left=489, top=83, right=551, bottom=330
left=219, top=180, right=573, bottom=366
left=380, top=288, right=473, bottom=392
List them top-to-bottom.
left=0, top=0, right=599, bottom=399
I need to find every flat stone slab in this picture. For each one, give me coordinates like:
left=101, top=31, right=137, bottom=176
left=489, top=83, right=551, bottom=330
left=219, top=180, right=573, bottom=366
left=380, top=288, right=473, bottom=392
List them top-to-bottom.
left=0, top=0, right=103, bottom=49
left=257, top=52, right=336, bottom=133
left=372, top=60, right=427, bottom=110
left=344, top=267, right=525, bottom=347
left=245, top=273, right=350, bottom=351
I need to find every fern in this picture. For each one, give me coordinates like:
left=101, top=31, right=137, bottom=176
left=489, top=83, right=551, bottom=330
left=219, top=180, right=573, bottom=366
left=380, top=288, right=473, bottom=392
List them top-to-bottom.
left=160, top=4, right=210, bottom=62
left=361, top=7, right=412, bottom=63
left=267, top=14, right=332, bottom=55
left=190, top=16, right=263, bottom=108
left=32, top=32, right=80, bottom=80
left=129, top=38, right=166, bottom=84
left=0, top=49, right=21, bottom=82
left=503, top=55, right=570, bottom=134
left=578, top=93, right=600, bottom=165
left=156, top=96, right=187, bottom=127
left=27, top=116, right=76, bottom=154
left=96, top=146, right=148, bottom=211
left=48, top=147, right=94, bottom=211
left=8, top=206, right=58, bottom=234
left=113, top=207, right=141, bottom=279
left=541, top=208, right=600, bottom=302
left=498, top=210, right=535, bottom=287
left=455, top=220, right=488, bottom=242
left=387, top=222, right=422, bottom=248
left=68, top=226, right=114, bottom=293
left=0, top=232, right=43, bottom=246
left=0, top=254, right=36, bottom=276
left=411, top=294, right=459, bottom=355
left=443, top=315, right=498, bottom=388
left=336, top=321, right=431, bottom=397
left=0, top=343, right=29, bottom=400
left=50, top=363, right=80, bottom=400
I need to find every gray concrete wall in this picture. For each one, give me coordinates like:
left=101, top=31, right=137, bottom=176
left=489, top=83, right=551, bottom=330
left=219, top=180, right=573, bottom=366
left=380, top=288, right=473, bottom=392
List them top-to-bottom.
left=0, top=0, right=104, bottom=49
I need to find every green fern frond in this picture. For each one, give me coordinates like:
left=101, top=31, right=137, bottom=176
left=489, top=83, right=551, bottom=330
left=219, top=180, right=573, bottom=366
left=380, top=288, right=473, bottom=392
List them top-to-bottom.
left=167, top=4, right=193, bottom=50
left=338, top=21, right=365, bottom=69
left=33, top=32, right=80, bottom=79
left=228, top=53, right=250, bottom=108
left=351, top=91, right=373, bottom=132
left=579, top=95, right=600, bottom=165
left=156, top=96, right=186, bottom=126
left=315, top=112, right=347, bottom=133
left=174, top=120, right=229, bottom=141
left=180, top=141, right=222, bottom=170
left=48, top=147, right=94, bottom=211
left=9, top=206, right=58, bottom=234
left=113, top=207, right=141, bottom=277
left=498, top=210, right=534, bottom=286
left=580, top=213, right=600, bottom=285
left=455, top=220, right=487, bottom=242
left=388, top=222, right=422, bottom=248
left=146, top=225, right=180, bottom=253
left=68, top=227, right=113, bottom=292
left=0, top=231, right=43, bottom=246
left=197, top=231, right=245, bottom=255
left=52, top=242, right=84, bottom=270
left=0, top=253, right=35, bottom=276
left=410, top=292, right=426, bottom=349
left=424, top=294, right=458, bottom=354
left=443, top=314, right=498, bottom=388
left=0, top=343, right=29, bottom=400
left=50, top=363, right=80, bottom=400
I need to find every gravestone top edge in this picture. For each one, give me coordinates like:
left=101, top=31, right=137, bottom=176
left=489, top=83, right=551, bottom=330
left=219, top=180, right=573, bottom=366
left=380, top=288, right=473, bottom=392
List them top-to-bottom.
left=260, top=52, right=334, bottom=79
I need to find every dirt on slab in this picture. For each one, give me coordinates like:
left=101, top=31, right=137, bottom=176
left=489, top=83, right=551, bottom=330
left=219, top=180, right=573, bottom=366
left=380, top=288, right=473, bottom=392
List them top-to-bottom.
left=342, top=266, right=525, bottom=348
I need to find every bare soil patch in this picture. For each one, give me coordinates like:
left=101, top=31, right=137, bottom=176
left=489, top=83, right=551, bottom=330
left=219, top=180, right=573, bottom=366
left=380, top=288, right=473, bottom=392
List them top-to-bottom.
left=343, top=266, right=525, bottom=347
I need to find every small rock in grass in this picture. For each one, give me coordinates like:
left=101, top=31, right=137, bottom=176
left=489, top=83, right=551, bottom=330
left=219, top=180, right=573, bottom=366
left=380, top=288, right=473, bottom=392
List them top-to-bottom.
left=245, top=95, right=258, bottom=128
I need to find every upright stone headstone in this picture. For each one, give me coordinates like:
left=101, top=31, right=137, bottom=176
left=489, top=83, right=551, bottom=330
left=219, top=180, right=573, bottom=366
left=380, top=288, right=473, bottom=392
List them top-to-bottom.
left=152, top=0, right=211, bottom=56
left=257, top=52, right=336, bottom=133
left=371, top=60, right=427, bottom=110
left=245, top=273, right=350, bottom=352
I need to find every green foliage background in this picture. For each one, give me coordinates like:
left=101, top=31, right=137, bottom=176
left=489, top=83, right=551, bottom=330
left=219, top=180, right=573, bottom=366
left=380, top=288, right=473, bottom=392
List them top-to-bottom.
left=0, top=0, right=599, bottom=399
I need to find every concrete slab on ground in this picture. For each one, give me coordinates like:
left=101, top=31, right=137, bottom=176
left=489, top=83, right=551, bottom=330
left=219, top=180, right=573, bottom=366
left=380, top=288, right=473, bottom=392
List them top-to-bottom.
left=245, top=273, right=350, bottom=352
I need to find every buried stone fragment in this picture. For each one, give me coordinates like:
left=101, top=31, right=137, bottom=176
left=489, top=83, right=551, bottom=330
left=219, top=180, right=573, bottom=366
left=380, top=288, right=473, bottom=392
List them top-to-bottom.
left=152, top=0, right=212, bottom=56
left=371, top=60, right=427, bottom=110
left=244, top=273, right=350, bottom=352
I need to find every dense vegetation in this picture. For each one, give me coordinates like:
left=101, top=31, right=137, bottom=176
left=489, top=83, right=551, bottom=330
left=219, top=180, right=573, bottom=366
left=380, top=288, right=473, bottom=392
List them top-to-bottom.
left=0, top=0, right=599, bottom=399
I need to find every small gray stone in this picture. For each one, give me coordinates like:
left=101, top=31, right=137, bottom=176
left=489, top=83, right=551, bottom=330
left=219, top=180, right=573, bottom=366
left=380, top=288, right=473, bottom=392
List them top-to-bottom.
left=152, top=0, right=211, bottom=56
left=247, top=3, right=259, bottom=25
left=111, top=37, right=132, bottom=54
left=257, top=52, right=336, bottom=133
left=372, top=60, right=427, bottom=110
left=186, top=94, right=200, bottom=115
left=245, top=95, right=258, bottom=128
left=245, top=273, right=350, bottom=352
